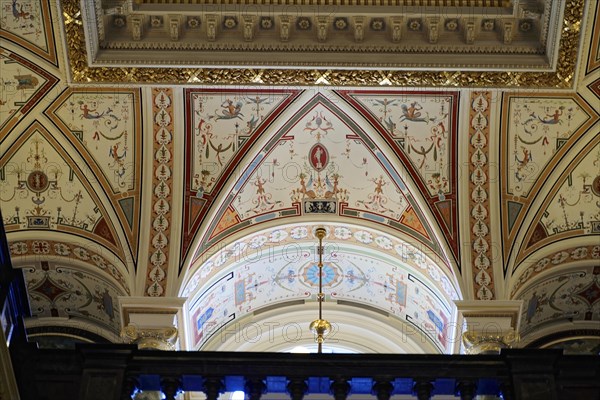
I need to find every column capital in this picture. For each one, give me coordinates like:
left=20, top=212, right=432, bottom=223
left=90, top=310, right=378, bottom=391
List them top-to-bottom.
left=118, top=296, right=187, bottom=350
left=454, top=300, right=523, bottom=354
left=122, top=324, right=178, bottom=350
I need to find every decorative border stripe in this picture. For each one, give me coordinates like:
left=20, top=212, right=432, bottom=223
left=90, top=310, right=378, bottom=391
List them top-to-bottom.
left=145, top=89, right=174, bottom=296
left=469, top=92, right=494, bottom=300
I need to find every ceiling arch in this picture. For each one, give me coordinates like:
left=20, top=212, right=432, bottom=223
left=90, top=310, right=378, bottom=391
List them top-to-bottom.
left=44, top=86, right=144, bottom=259
left=181, top=88, right=303, bottom=263
left=335, top=90, right=460, bottom=262
left=183, top=91, right=459, bottom=282
left=499, top=92, right=599, bottom=272
left=0, top=121, right=128, bottom=258
left=518, top=139, right=600, bottom=263
left=181, top=222, right=460, bottom=353
left=508, top=236, right=600, bottom=301
left=13, top=257, right=127, bottom=341
left=514, top=262, right=600, bottom=342
left=201, top=303, right=443, bottom=354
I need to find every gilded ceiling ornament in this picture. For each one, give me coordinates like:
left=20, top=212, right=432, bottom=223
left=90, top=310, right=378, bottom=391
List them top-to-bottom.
left=61, top=0, right=584, bottom=87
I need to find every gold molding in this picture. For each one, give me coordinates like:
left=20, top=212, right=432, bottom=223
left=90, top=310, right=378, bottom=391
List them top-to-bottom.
left=62, top=0, right=584, bottom=87
left=135, top=0, right=510, bottom=6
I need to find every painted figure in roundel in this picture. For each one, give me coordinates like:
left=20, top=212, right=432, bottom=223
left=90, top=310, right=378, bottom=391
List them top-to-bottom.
left=309, top=143, right=329, bottom=172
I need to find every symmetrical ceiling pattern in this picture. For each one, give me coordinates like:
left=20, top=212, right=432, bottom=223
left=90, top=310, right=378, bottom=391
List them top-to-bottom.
left=0, top=0, right=598, bottom=351
left=186, top=93, right=451, bottom=269
left=185, top=223, right=458, bottom=353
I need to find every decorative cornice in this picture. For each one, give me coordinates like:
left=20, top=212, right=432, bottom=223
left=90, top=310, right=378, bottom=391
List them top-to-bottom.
left=60, top=0, right=584, bottom=87
left=134, top=0, right=511, bottom=6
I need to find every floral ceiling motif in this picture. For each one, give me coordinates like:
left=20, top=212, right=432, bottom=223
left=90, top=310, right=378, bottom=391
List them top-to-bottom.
left=184, top=223, right=457, bottom=301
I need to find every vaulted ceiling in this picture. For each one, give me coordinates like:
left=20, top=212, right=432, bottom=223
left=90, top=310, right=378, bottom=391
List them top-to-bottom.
left=0, top=0, right=598, bottom=353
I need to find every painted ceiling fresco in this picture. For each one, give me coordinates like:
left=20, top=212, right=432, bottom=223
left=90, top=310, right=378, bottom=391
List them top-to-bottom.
left=0, top=0, right=598, bottom=351
left=0, top=0, right=57, bottom=64
left=0, top=47, right=57, bottom=134
left=46, top=87, right=143, bottom=256
left=182, top=89, right=301, bottom=259
left=337, top=90, right=460, bottom=262
left=501, top=92, right=598, bottom=266
left=187, top=93, right=447, bottom=271
left=0, top=126, right=123, bottom=255
left=185, top=223, right=458, bottom=352
left=22, top=260, right=125, bottom=335
left=517, top=265, right=600, bottom=337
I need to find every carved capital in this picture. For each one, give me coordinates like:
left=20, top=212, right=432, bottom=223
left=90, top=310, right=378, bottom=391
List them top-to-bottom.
left=122, top=324, right=178, bottom=350
left=462, top=329, right=519, bottom=355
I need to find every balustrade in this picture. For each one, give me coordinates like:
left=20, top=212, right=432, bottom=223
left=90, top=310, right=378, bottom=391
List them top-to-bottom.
left=4, top=343, right=598, bottom=400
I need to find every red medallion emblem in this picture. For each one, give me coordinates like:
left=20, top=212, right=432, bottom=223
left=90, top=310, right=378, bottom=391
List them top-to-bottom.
left=309, top=143, right=329, bottom=172
left=26, top=170, right=49, bottom=192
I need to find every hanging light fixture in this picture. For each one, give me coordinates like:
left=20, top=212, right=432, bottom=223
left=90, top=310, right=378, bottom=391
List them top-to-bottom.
left=309, top=227, right=332, bottom=354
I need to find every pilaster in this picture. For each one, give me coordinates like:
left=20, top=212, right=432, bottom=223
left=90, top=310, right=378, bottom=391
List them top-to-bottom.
left=119, top=297, right=186, bottom=350
left=455, top=300, right=523, bottom=355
